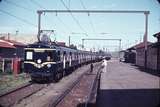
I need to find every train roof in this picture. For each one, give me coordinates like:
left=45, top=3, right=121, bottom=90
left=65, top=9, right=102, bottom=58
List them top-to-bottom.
left=26, top=42, right=99, bottom=54
left=26, top=42, right=58, bottom=49
left=26, top=42, right=77, bottom=52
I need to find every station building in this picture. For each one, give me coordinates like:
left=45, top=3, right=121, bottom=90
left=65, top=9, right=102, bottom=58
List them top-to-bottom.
left=123, top=32, right=160, bottom=72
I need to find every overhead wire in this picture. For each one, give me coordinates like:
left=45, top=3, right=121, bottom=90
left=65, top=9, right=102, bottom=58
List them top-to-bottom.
left=0, top=0, right=37, bottom=27
left=3, top=0, right=33, bottom=12
left=29, top=0, right=44, bottom=9
left=29, top=0, right=64, bottom=40
left=30, top=0, right=86, bottom=35
left=31, top=0, right=72, bottom=33
left=55, top=0, right=73, bottom=34
left=60, top=0, right=87, bottom=34
left=79, top=0, right=97, bottom=35
left=0, top=8, right=37, bottom=27
left=56, top=15, right=72, bottom=33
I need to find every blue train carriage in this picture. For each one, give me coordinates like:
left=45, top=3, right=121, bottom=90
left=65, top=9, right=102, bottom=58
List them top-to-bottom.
left=58, top=46, right=79, bottom=75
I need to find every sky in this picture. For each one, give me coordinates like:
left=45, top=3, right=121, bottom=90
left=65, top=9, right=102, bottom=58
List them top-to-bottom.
left=0, top=0, right=160, bottom=51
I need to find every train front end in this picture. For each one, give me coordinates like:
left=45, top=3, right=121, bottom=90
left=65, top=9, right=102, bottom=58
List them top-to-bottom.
left=24, top=43, right=57, bottom=81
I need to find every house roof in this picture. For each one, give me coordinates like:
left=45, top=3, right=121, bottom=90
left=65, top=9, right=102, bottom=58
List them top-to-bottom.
left=0, top=39, right=26, bottom=49
left=0, top=40, right=16, bottom=48
left=5, top=40, right=26, bottom=46
left=127, top=42, right=152, bottom=50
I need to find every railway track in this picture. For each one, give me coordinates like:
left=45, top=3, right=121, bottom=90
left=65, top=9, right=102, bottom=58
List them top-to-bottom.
left=0, top=62, right=102, bottom=107
left=51, top=62, right=102, bottom=107
left=48, top=69, right=85, bottom=107
left=0, top=82, right=48, bottom=107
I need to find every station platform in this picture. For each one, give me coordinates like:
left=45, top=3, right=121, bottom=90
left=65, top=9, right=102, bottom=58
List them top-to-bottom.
left=97, top=59, right=160, bottom=107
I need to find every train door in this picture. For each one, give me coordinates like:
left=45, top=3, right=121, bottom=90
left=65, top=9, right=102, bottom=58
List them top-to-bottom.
left=63, top=51, right=66, bottom=69
left=69, top=52, right=72, bottom=67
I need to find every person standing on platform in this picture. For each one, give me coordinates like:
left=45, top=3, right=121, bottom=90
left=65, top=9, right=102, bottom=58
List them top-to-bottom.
left=102, top=59, right=107, bottom=73
left=90, top=63, right=93, bottom=73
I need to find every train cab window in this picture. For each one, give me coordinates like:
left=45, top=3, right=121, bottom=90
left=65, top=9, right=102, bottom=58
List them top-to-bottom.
left=26, top=51, right=33, bottom=60
left=46, top=51, right=53, bottom=61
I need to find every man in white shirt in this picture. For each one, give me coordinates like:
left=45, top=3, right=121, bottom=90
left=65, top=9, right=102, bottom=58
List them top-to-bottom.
left=102, top=59, right=107, bottom=73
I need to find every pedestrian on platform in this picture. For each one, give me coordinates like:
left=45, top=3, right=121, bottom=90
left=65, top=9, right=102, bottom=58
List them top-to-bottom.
left=102, top=59, right=107, bottom=72
left=90, top=63, right=93, bottom=73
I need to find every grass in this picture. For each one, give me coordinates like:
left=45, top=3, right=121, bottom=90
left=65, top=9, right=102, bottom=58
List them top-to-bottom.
left=0, top=73, right=31, bottom=94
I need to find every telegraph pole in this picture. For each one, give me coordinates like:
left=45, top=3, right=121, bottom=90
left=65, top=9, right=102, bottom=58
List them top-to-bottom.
left=37, top=11, right=42, bottom=42
left=144, top=11, right=149, bottom=70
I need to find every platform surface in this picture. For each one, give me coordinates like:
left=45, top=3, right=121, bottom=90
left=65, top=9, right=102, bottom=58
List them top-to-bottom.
left=97, top=59, right=160, bottom=107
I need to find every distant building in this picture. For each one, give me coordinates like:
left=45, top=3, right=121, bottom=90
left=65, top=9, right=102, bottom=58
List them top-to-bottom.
left=126, top=34, right=160, bottom=71
left=123, top=42, right=151, bottom=64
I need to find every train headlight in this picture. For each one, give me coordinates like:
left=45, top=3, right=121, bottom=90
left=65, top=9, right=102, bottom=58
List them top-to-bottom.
left=37, top=59, right=42, bottom=64
left=47, top=64, right=51, bottom=68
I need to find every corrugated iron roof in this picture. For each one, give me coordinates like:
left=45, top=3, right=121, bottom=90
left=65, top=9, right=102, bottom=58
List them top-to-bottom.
left=0, top=39, right=26, bottom=48
left=0, top=40, right=16, bottom=48
left=5, top=40, right=26, bottom=46
left=127, top=42, right=152, bottom=50
left=134, top=42, right=152, bottom=49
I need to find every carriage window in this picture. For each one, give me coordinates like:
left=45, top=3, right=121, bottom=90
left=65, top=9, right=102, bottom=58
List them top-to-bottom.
left=57, top=51, right=60, bottom=61
left=58, top=51, right=60, bottom=55
left=63, top=51, right=67, bottom=60
left=60, top=52, right=63, bottom=61
left=70, top=52, right=72, bottom=60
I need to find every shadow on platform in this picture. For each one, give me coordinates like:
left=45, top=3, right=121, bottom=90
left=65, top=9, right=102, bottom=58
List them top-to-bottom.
left=130, top=64, right=160, bottom=77
left=96, top=88, right=160, bottom=107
